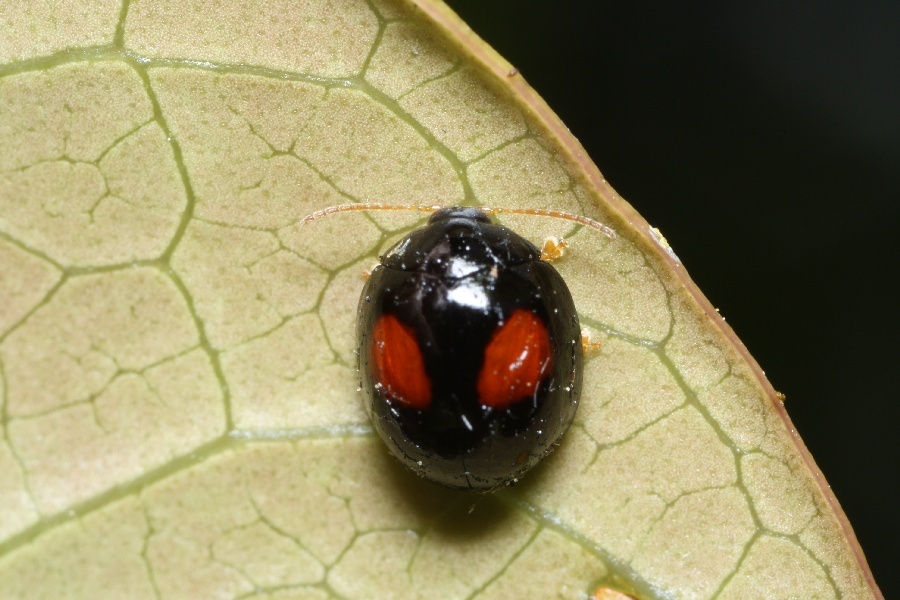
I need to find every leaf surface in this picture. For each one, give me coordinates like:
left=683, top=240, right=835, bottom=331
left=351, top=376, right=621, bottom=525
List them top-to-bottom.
left=0, top=0, right=880, bottom=598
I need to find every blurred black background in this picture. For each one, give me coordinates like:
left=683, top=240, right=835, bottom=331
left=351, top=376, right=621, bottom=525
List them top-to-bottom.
left=444, top=1, right=898, bottom=596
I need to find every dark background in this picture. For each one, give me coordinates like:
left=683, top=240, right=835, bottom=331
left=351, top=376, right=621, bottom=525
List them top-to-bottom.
left=444, top=1, right=898, bottom=596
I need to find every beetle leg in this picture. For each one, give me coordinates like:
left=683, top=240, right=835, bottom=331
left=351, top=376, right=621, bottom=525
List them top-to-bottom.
left=540, top=237, right=568, bottom=261
left=582, top=333, right=602, bottom=355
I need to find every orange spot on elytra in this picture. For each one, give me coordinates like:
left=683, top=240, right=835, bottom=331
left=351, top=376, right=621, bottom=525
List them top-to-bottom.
left=477, top=309, right=552, bottom=409
left=370, top=314, right=431, bottom=409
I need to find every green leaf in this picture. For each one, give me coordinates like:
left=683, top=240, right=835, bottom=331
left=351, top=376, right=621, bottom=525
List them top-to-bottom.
left=0, top=0, right=880, bottom=598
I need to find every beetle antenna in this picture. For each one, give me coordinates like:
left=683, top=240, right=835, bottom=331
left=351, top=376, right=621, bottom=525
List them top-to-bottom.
left=299, top=202, right=615, bottom=239
left=298, top=203, right=444, bottom=225
left=476, top=206, right=615, bottom=239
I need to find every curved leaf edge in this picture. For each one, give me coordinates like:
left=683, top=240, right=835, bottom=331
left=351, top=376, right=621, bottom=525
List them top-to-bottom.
left=410, top=0, right=880, bottom=596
